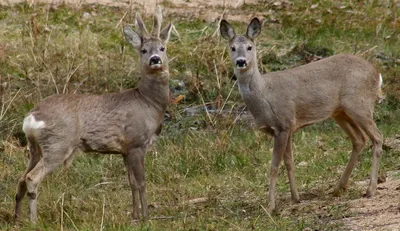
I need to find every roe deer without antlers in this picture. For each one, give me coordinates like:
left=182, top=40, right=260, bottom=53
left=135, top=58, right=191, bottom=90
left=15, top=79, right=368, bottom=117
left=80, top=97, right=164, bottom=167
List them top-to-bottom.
left=14, top=7, right=172, bottom=223
left=220, top=18, right=383, bottom=213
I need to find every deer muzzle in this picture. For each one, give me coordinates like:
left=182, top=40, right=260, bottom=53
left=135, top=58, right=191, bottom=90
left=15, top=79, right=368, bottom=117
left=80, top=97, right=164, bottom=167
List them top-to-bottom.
left=149, top=55, right=162, bottom=68
left=236, top=58, right=247, bottom=69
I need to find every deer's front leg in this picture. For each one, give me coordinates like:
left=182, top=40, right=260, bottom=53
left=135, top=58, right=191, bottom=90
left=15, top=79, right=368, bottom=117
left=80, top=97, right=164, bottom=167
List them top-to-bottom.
left=268, top=131, right=289, bottom=213
left=283, top=133, right=300, bottom=204
left=125, top=147, right=148, bottom=221
left=124, top=149, right=141, bottom=221
left=135, top=149, right=148, bottom=219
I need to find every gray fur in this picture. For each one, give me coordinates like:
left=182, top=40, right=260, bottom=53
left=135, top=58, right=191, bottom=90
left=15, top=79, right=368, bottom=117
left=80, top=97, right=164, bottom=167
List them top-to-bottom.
left=14, top=7, right=173, bottom=223
left=221, top=18, right=383, bottom=213
left=220, top=19, right=236, bottom=40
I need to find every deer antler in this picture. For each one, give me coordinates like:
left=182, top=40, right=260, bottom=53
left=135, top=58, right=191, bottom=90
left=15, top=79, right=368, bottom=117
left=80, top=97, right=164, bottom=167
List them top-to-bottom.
left=152, top=6, right=163, bottom=38
left=135, top=12, right=149, bottom=37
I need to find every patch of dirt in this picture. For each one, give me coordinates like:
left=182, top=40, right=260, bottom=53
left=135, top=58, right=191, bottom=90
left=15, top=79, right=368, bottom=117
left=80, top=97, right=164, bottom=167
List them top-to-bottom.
left=1, top=0, right=263, bottom=23
left=1, top=0, right=255, bottom=8
left=384, top=135, right=400, bottom=152
left=282, top=171, right=400, bottom=230
left=342, top=172, right=400, bottom=231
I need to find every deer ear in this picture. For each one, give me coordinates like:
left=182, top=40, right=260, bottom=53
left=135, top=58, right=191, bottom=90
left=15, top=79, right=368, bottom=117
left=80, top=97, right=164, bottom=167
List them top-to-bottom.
left=246, top=18, right=261, bottom=39
left=220, top=20, right=236, bottom=40
left=160, top=22, right=172, bottom=44
left=123, top=25, right=142, bottom=50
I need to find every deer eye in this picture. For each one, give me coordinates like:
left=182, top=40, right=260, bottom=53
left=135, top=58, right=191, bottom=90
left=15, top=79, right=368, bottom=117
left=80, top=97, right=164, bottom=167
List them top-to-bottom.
left=160, top=46, right=165, bottom=52
left=247, top=46, right=252, bottom=51
left=231, top=47, right=236, bottom=52
left=141, top=49, right=147, bottom=54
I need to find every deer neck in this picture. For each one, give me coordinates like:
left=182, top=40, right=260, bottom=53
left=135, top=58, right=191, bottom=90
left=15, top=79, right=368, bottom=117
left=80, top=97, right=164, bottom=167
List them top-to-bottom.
left=235, top=61, right=262, bottom=97
left=138, top=70, right=169, bottom=112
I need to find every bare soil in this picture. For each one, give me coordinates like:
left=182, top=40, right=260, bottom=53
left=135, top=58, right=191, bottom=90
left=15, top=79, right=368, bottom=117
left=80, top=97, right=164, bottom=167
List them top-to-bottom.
left=1, top=0, right=263, bottom=22
left=1, top=0, right=253, bottom=9
left=281, top=171, right=400, bottom=230
left=342, top=172, right=400, bottom=231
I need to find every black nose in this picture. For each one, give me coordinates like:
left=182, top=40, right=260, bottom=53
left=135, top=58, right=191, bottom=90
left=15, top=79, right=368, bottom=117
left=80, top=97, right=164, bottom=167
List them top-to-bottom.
left=149, top=56, right=162, bottom=65
left=236, top=59, right=247, bottom=67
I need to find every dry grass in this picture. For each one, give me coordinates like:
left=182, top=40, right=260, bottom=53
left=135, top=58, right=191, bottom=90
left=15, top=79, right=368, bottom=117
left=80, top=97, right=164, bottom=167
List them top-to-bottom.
left=1, top=1, right=400, bottom=230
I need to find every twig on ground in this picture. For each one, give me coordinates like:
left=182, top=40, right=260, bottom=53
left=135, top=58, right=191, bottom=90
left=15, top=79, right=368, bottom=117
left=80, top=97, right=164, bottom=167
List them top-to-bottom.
left=91, top=181, right=116, bottom=189
left=60, top=193, right=64, bottom=231
left=100, top=195, right=105, bottom=231
left=180, top=197, right=208, bottom=205
left=260, top=204, right=278, bottom=226
left=150, top=216, right=175, bottom=220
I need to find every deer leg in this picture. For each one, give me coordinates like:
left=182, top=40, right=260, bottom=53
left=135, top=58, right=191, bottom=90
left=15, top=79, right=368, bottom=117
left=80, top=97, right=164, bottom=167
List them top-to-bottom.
left=345, top=110, right=382, bottom=197
left=332, top=114, right=366, bottom=195
left=361, top=122, right=382, bottom=197
left=268, top=131, right=289, bottom=213
left=283, top=132, right=299, bottom=204
left=14, top=141, right=41, bottom=220
left=24, top=145, right=74, bottom=224
left=125, top=147, right=148, bottom=221
left=136, top=152, right=148, bottom=219
left=123, top=154, right=140, bottom=221
left=24, top=160, right=57, bottom=223
left=15, top=179, right=28, bottom=220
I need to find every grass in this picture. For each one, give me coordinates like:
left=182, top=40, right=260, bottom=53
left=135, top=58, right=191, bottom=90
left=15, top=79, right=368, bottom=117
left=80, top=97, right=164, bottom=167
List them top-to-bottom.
left=1, top=0, right=400, bottom=230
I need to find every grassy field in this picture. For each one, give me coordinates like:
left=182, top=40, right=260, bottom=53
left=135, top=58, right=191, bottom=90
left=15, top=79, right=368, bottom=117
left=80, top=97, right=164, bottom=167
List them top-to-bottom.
left=1, top=0, right=400, bottom=230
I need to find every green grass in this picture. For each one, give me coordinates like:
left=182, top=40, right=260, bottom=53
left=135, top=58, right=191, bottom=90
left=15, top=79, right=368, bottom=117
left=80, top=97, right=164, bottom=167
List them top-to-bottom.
left=1, top=1, right=400, bottom=230
left=3, top=121, right=399, bottom=230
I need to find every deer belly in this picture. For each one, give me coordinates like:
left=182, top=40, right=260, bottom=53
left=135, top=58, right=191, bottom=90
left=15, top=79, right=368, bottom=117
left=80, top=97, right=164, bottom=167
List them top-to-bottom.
left=79, top=134, right=125, bottom=154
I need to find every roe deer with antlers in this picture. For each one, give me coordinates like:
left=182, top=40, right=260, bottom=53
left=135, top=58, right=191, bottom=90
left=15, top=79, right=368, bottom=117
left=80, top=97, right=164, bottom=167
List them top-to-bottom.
left=14, top=7, right=172, bottom=223
left=220, top=18, right=383, bottom=213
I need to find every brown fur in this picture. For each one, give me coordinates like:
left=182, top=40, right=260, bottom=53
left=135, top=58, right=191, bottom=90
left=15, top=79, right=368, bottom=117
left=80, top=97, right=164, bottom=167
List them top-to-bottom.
left=14, top=6, right=172, bottom=223
left=221, top=18, right=383, bottom=213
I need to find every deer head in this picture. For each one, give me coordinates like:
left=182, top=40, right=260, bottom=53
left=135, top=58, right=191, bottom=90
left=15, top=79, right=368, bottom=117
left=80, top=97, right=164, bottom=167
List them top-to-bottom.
left=123, top=6, right=172, bottom=75
left=220, top=18, right=261, bottom=73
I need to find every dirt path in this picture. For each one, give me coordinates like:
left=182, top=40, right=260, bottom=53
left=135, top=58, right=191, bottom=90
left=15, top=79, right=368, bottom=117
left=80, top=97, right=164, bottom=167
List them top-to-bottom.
left=1, top=0, right=264, bottom=22
left=1, top=0, right=251, bottom=9
left=281, top=171, right=400, bottom=230
left=342, top=173, right=400, bottom=230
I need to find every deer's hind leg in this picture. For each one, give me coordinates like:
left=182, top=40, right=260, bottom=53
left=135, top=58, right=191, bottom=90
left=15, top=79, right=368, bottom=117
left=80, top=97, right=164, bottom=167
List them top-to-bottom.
left=332, top=111, right=367, bottom=196
left=343, top=111, right=382, bottom=197
left=14, top=139, right=42, bottom=220
left=24, top=142, right=76, bottom=224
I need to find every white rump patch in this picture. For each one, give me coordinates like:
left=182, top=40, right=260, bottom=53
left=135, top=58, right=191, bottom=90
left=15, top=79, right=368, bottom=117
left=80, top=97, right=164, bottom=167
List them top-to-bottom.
left=378, top=73, right=383, bottom=89
left=23, top=114, right=45, bottom=135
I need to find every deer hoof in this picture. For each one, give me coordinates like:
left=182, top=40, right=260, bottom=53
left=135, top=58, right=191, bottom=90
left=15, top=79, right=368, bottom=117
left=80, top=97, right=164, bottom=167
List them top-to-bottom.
left=331, top=187, right=346, bottom=197
left=364, top=188, right=375, bottom=198
left=291, top=198, right=300, bottom=205
left=267, top=204, right=277, bottom=215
